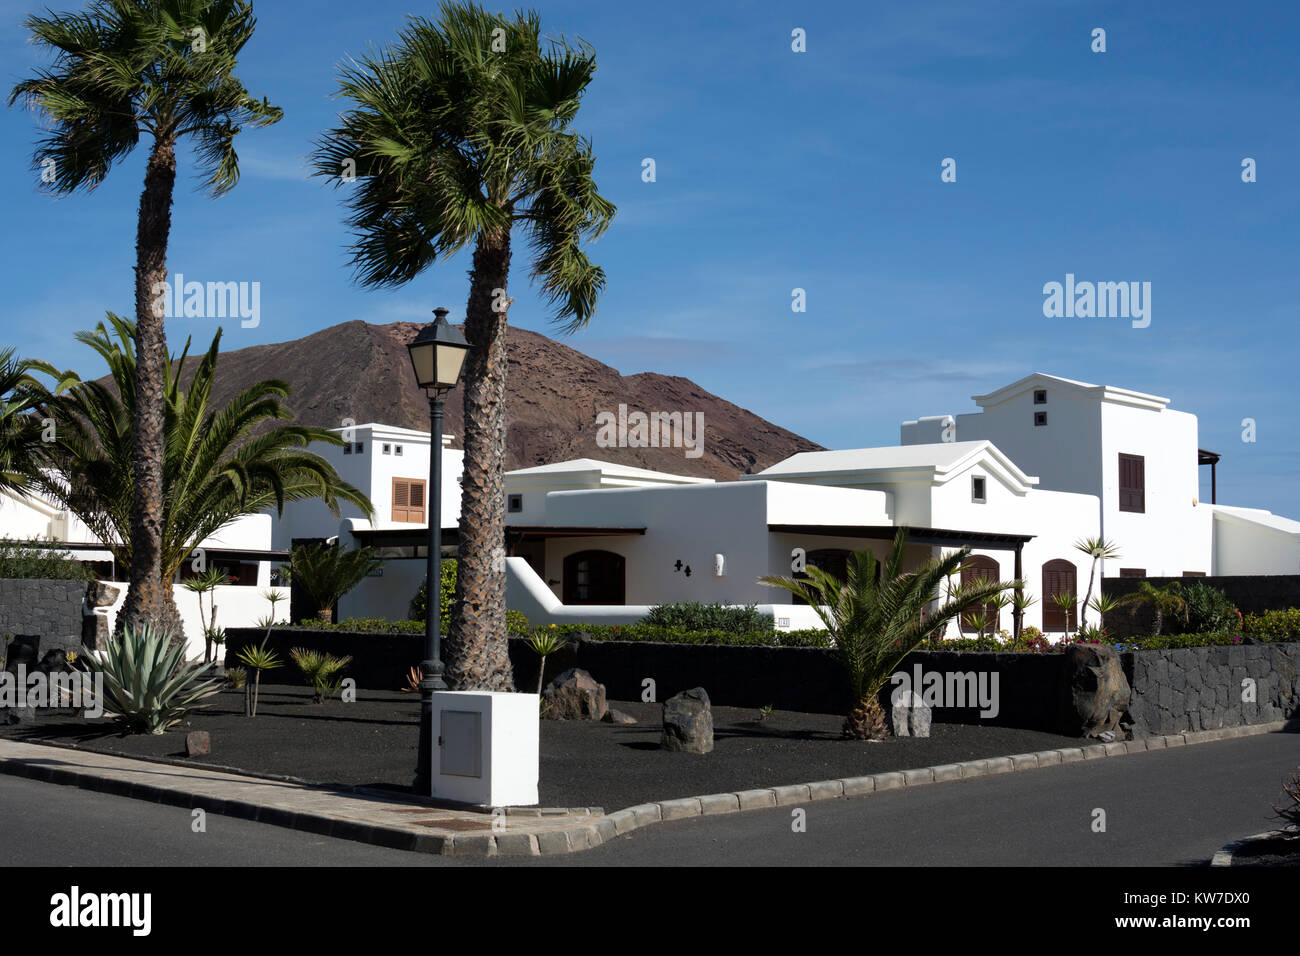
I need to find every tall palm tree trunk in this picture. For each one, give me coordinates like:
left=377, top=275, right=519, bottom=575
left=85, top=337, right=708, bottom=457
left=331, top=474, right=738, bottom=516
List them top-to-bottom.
left=118, top=135, right=183, bottom=640
left=444, top=229, right=515, bottom=691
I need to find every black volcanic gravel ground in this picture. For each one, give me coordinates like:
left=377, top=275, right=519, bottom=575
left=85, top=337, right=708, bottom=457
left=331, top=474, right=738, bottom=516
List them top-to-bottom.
left=1, top=685, right=1088, bottom=811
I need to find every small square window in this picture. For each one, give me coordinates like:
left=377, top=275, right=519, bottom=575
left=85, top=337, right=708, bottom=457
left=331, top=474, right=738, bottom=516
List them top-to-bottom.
left=1033, top=389, right=1047, bottom=404
left=1034, top=411, right=1047, bottom=427
left=355, top=441, right=364, bottom=454
left=343, top=443, right=352, bottom=455
left=382, top=444, right=391, bottom=455
left=395, top=445, right=403, bottom=456
left=971, top=476, right=986, bottom=503
left=508, top=494, right=523, bottom=513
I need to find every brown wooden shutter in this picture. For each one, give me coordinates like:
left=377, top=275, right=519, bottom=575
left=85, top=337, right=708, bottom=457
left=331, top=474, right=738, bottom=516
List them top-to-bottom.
left=1119, top=454, right=1145, bottom=513
left=392, top=478, right=427, bottom=523
left=960, top=555, right=1000, bottom=633
left=1041, top=559, right=1077, bottom=632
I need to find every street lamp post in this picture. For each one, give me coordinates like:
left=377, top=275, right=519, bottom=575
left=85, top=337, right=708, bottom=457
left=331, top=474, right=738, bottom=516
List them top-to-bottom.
left=407, top=307, right=470, bottom=795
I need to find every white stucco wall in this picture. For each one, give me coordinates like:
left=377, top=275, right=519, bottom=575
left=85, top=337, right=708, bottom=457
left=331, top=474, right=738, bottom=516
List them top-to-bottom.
left=1099, top=402, right=1210, bottom=577
left=270, top=425, right=462, bottom=551
left=1212, top=509, right=1300, bottom=575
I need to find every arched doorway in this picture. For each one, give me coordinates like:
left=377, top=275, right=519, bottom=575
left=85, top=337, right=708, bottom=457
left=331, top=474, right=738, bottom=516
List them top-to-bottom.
left=563, top=550, right=626, bottom=605
left=960, top=554, right=1001, bottom=633
left=1042, top=559, right=1078, bottom=632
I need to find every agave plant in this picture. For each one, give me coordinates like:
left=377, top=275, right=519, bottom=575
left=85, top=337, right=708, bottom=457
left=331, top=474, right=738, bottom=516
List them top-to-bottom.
left=761, top=528, right=1020, bottom=739
left=78, top=625, right=223, bottom=735
left=524, top=627, right=570, bottom=696
left=289, top=647, right=353, bottom=703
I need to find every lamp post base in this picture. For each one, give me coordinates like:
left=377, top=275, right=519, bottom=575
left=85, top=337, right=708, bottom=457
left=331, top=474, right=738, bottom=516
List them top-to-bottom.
left=413, top=661, right=448, bottom=795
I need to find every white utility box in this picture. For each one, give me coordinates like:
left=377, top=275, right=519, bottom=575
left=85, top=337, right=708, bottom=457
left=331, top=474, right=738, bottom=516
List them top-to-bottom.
left=430, top=691, right=539, bottom=807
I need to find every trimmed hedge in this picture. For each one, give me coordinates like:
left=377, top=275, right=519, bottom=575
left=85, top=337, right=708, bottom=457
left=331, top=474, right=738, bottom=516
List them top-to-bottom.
left=642, top=602, right=774, bottom=634
left=537, top=621, right=829, bottom=648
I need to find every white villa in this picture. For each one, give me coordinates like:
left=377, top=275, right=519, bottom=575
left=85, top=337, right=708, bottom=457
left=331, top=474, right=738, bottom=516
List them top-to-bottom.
left=4, top=372, right=1299, bottom=651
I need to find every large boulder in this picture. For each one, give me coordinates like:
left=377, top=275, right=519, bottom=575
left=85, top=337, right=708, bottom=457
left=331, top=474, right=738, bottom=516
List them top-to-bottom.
left=1061, top=643, right=1131, bottom=737
left=542, top=668, right=607, bottom=721
left=662, top=687, right=714, bottom=754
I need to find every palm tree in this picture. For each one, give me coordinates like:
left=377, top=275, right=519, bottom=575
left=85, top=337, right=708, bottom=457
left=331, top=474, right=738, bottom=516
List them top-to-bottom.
left=11, top=0, right=283, bottom=638
left=312, top=3, right=615, bottom=691
left=27, top=315, right=372, bottom=594
left=0, top=348, right=76, bottom=494
left=761, top=529, right=1020, bottom=739
left=1074, top=534, right=1121, bottom=628
left=289, top=543, right=383, bottom=623
left=1131, top=580, right=1189, bottom=636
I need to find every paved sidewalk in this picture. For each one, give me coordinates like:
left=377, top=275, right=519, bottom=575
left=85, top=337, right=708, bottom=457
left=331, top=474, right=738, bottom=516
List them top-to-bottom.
left=1, top=720, right=1291, bottom=857
left=0, top=740, right=603, bottom=857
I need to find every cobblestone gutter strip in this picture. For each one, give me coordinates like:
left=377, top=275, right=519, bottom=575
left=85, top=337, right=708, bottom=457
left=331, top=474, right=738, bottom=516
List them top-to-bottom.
left=1, top=721, right=1289, bottom=857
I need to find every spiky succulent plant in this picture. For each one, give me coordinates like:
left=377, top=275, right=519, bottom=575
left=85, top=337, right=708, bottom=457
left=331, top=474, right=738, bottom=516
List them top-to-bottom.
left=79, top=625, right=223, bottom=734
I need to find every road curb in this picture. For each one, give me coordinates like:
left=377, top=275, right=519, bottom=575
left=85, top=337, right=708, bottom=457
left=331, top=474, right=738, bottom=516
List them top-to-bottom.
left=1, top=720, right=1290, bottom=857
left=1210, top=826, right=1300, bottom=867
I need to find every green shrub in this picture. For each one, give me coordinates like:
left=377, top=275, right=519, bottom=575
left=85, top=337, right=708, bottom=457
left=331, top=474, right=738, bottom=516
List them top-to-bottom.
left=0, top=539, right=93, bottom=581
left=408, top=559, right=458, bottom=628
left=1180, top=582, right=1240, bottom=635
left=642, top=602, right=774, bottom=634
left=1242, top=608, right=1300, bottom=643
left=506, top=610, right=532, bottom=636
left=295, top=617, right=424, bottom=634
left=523, top=622, right=827, bottom=648
left=79, top=625, right=223, bottom=734
left=1126, top=632, right=1245, bottom=650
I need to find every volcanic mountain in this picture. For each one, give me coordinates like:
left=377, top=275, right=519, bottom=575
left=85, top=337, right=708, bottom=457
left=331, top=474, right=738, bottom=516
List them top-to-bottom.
left=186, top=320, right=821, bottom=480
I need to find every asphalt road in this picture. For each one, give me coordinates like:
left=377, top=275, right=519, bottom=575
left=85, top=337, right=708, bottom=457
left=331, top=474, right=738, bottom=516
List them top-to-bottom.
left=2, top=732, right=1296, bottom=867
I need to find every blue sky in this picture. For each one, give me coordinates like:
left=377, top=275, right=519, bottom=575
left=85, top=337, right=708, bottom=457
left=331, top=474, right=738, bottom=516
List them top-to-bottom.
left=2, top=0, right=1296, bottom=511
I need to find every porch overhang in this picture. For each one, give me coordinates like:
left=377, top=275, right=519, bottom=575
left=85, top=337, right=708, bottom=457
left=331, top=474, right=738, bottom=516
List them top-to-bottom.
left=766, top=524, right=1034, bottom=551
left=350, top=525, right=646, bottom=560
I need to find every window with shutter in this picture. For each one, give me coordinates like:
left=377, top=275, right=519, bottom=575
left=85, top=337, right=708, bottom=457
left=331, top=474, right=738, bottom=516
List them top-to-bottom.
left=1119, top=453, right=1145, bottom=513
left=392, top=478, right=426, bottom=523
left=1041, top=559, right=1077, bottom=632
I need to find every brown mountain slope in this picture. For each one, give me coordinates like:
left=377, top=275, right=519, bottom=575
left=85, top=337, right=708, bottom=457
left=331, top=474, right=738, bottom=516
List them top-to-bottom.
left=181, top=320, right=820, bottom=480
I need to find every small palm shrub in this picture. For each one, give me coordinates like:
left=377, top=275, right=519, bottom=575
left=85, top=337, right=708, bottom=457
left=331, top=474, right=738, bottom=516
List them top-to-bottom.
left=761, top=529, right=1019, bottom=739
left=291, top=543, right=383, bottom=623
left=643, top=602, right=772, bottom=634
left=78, top=625, right=223, bottom=734
left=524, top=627, right=570, bottom=695
left=234, top=640, right=281, bottom=716
left=290, top=647, right=353, bottom=703
left=226, top=666, right=247, bottom=690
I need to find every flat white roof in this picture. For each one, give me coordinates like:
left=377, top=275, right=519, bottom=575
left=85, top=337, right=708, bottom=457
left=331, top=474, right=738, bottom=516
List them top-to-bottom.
left=506, top=458, right=712, bottom=484
left=1211, top=505, right=1300, bottom=536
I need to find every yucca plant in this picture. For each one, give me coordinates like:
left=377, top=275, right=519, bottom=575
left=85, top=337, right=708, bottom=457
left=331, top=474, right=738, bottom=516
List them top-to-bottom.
left=761, top=529, right=1020, bottom=739
left=1073, top=535, right=1121, bottom=629
left=181, top=566, right=228, bottom=663
left=1050, top=590, right=1078, bottom=640
left=78, top=624, right=223, bottom=734
left=524, top=627, right=569, bottom=696
left=234, top=639, right=280, bottom=716
left=289, top=647, right=352, bottom=703
left=225, top=665, right=247, bottom=690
